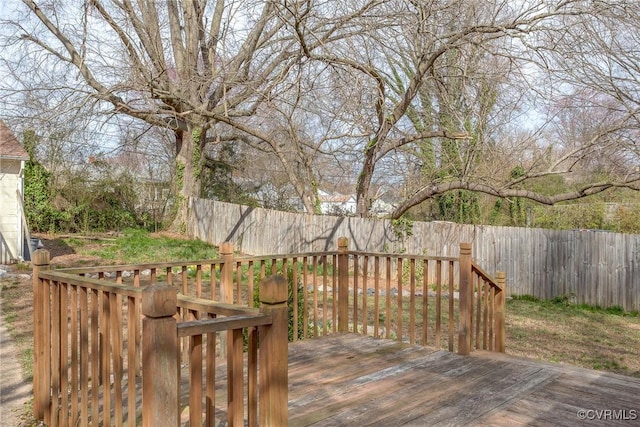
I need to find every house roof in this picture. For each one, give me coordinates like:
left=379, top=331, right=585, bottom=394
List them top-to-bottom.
left=0, top=120, right=29, bottom=160
left=318, top=190, right=356, bottom=204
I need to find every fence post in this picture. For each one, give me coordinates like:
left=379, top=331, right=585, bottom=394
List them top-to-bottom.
left=337, top=237, right=349, bottom=332
left=220, top=242, right=234, bottom=304
left=457, top=243, right=473, bottom=355
left=32, top=248, right=50, bottom=421
left=495, top=272, right=506, bottom=353
left=259, top=275, right=289, bottom=426
left=142, top=284, right=179, bottom=427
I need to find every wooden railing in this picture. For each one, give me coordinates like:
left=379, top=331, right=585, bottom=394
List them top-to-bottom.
left=32, top=237, right=504, bottom=426
left=49, top=239, right=506, bottom=354
left=31, top=250, right=288, bottom=427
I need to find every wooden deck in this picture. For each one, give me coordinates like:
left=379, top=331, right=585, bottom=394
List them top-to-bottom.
left=287, top=334, right=640, bottom=426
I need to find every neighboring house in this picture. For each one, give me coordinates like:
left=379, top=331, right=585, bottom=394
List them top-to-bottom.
left=0, top=120, right=30, bottom=263
left=316, top=190, right=396, bottom=217
left=318, top=190, right=357, bottom=215
left=371, top=198, right=395, bottom=217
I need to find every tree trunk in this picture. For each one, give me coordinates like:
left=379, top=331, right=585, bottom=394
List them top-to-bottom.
left=171, top=128, right=204, bottom=232
left=355, top=145, right=376, bottom=217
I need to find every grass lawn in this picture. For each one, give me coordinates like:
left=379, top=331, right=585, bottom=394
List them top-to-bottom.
left=506, top=295, right=640, bottom=377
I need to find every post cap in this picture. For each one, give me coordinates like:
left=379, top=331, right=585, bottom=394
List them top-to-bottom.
left=337, top=237, right=349, bottom=249
left=219, top=241, right=233, bottom=255
left=32, top=248, right=51, bottom=266
left=260, top=275, right=288, bottom=305
left=142, top=283, right=178, bottom=318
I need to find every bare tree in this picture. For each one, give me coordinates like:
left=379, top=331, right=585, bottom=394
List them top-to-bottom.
left=3, top=0, right=640, bottom=226
left=303, top=0, right=640, bottom=217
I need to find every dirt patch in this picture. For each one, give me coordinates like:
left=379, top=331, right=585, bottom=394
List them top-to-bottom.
left=32, top=234, right=110, bottom=268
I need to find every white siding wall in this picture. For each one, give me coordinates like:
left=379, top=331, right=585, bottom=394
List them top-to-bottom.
left=0, top=159, right=23, bottom=263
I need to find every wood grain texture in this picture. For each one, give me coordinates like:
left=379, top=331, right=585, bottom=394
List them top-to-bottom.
left=286, top=334, right=640, bottom=427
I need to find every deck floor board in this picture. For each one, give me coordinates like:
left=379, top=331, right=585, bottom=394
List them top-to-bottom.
left=287, top=334, right=640, bottom=426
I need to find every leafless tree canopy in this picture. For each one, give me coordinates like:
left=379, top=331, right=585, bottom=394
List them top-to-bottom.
left=1, top=0, right=640, bottom=220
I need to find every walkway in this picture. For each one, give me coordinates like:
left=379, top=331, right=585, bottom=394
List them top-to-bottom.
left=0, top=295, right=32, bottom=427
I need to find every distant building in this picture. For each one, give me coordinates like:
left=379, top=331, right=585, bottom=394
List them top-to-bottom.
left=0, top=120, right=30, bottom=263
left=318, top=190, right=357, bottom=215
left=371, top=198, right=395, bottom=217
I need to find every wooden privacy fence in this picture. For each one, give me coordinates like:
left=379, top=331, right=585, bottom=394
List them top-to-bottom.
left=190, top=198, right=640, bottom=312
left=32, top=238, right=504, bottom=426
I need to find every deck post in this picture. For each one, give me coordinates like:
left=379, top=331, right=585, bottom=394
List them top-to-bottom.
left=337, top=237, right=349, bottom=332
left=220, top=242, right=234, bottom=304
left=220, top=242, right=234, bottom=367
left=458, top=243, right=473, bottom=355
left=32, top=248, right=50, bottom=421
left=495, top=272, right=506, bottom=352
left=259, top=275, right=289, bottom=426
left=142, top=284, right=179, bottom=427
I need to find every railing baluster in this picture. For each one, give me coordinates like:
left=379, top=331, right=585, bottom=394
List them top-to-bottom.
left=338, top=238, right=349, bottom=333
left=332, top=254, right=337, bottom=334
left=313, top=255, right=319, bottom=337
left=323, top=255, right=329, bottom=336
left=353, top=255, right=358, bottom=334
left=362, top=255, right=368, bottom=337
left=303, top=256, right=309, bottom=337
left=374, top=256, right=380, bottom=338
left=385, top=256, right=391, bottom=339
left=292, top=257, right=299, bottom=340
left=397, top=257, right=403, bottom=342
left=409, top=258, right=416, bottom=345
left=422, top=259, right=429, bottom=346
left=435, top=260, right=442, bottom=349
left=449, top=260, right=455, bottom=353
left=236, top=261, right=242, bottom=305
left=248, top=261, right=255, bottom=308
left=209, top=263, right=216, bottom=300
left=196, top=264, right=203, bottom=298
left=181, top=265, right=188, bottom=296
left=182, top=265, right=189, bottom=363
left=166, top=267, right=173, bottom=286
left=495, top=272, right=506, bottom=352
left=475, top=273, right=481, bottom=350
left=483, top=279, right=489, bottom=350
left=60, top=281, right=69, bottom=427
left=70, top=284, right=79, bottom=425
left=79, top=285, right=89, bottom=427
left=489, top=286, right=496, bottom=351
left=90, top=288, right=99, bottom=425
left=101, top=290, right=111, bottom=426
left=111, top=292, right=124, bottom=426
left=127, top=294, right=137, bottom=427
left=205, top=321, right=216, bottom=427
left=247, top=326, right=258, bottom=427
left=228, top=328, right=244, bottom=426
left=189, top=334, right=203, bottom=427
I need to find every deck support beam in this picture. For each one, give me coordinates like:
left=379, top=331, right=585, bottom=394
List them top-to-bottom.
left=337, top=237, right=349, bottom=332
